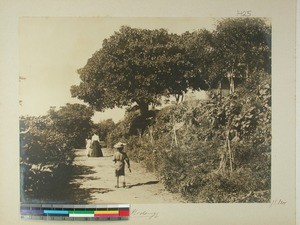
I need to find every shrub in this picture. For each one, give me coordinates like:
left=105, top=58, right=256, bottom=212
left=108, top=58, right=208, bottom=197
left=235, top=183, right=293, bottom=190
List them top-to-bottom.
left=104, top=72, right=271, bottom=203
left=19, top=106, right=92, bottom=202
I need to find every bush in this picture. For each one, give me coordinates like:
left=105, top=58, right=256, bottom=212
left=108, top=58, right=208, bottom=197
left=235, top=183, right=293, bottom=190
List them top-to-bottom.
left=104, top=72, right=271, bottom=203
left=19, top=107, right=91, bottom=202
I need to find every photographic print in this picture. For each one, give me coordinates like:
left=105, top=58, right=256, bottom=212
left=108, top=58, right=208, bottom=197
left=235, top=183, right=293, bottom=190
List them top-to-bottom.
left=19, top=17, right=271, bottom=205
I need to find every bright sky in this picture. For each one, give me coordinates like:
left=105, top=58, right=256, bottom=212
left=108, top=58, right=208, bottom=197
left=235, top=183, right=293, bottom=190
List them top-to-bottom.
left=19, top=17, right=216, bottom=122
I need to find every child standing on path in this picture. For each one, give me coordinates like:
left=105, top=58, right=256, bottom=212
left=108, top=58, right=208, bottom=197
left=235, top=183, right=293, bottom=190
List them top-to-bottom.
left=113, top=142, right=131, bottom=188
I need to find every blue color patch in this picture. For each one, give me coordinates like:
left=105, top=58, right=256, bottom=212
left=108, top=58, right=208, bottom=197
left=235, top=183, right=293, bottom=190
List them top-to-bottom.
left=44, top=210, right=69, bottom=215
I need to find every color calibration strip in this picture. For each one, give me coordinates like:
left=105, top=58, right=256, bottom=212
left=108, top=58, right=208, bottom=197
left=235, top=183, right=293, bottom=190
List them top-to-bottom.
left=20, top=204, right=130, bottom=221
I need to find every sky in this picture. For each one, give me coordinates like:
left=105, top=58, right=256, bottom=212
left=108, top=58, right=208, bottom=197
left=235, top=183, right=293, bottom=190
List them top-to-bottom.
left=19, top=17, right=217, bottom=122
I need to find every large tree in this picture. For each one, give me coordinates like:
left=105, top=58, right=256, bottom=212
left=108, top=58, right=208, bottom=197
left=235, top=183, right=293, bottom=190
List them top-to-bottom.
left=211, top=18, right=271, bottom=93
left=71, top=26, right=194, bottom=116
left=180, top=29, right=214, bottom=91
left=48, top=103, right=94, bottom=147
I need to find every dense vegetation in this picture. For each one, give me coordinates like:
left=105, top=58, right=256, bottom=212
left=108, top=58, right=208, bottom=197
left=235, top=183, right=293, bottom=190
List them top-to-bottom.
left=20, top=18, right=271, bottom=203
left=71, top=18, right=270, bottom=114
left=96, top=18, right=271, bottom=202
left=112, top=71, right=271, bottom=202
left=20, top=104, right=94, bottom=202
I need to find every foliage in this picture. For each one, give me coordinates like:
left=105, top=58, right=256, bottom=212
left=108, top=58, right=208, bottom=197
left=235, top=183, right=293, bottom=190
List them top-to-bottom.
left=69, top=18, right=271, bottom=202
left=71, top=18, right=271, bottom=118
left=211, top=18, right=271, bottom=92
left=70, top=26, right=195, bottom=115
left=180, top=29, right=214, bottom=90
left=117, top=71, right=271, bottom=203
left=20, top=103, right=94, bottom=202
left=48, top=103, right=94, bottom=148
left=105, top=107, right=160, bottom=148
left=105, top=110, right=140, bottom=148
left=93, top=119, right=116, bottom=141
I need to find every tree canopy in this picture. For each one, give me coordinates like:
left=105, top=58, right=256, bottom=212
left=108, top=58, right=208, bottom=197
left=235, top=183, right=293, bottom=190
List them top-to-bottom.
left=71, top=18, right=271, bottom=115
left=211, top=18, right=271, bottom=93
left=71, top=26, right=194, bottom=115
left=180, top=29, right=214, bottom=90
left=20, top=103, right=94, bottom=201
left=48, top=103, right=94, bottom=147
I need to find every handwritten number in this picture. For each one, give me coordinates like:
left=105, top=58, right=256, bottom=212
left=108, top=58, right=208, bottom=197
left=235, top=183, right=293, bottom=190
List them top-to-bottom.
left=237, top=10, right=252, bottom=17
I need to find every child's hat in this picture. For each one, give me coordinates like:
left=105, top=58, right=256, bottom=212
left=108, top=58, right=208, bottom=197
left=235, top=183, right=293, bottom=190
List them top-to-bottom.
left=114, top=142, right=126, bottom=148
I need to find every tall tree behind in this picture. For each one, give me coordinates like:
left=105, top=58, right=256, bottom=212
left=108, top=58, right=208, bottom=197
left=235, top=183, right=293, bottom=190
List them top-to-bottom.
left=212, top=18, right=271, bottom=93
left=180, top=29, right=215, bottom=91
left=48, top=103, right=94, bottom=148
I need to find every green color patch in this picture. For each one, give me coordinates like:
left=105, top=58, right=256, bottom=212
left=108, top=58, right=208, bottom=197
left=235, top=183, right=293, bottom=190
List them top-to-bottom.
left=68, top=211, right=94, bottom=214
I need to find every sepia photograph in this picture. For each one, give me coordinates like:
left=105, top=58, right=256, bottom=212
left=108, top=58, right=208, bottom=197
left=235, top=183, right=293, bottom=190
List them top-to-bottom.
left=19, top=17, right=272, bottom=205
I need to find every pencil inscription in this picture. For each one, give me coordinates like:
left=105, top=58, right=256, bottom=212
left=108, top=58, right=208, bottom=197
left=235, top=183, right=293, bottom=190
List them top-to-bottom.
left=237, top=10, right=252, bottom=17
left=269, top=199, right=287, bottom=208
left=131, top=209, right=159, bottom=220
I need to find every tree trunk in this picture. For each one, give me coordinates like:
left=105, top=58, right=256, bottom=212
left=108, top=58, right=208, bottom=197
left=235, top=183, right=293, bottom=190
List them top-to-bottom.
left=227, top=72, right=235, bottom=94
left=218, top=80, right=222, bottom=96
left=175, top=92, right=184, bottom=104
left=180, top=93, right=184, bottom=102
left=175, top=94, right=180, bottom=104
left=138, top=101, right=149, bottom=116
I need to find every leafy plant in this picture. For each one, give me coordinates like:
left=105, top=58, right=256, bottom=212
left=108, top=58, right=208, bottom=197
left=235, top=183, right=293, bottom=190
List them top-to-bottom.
left=20, top=103, right=94, bottom=202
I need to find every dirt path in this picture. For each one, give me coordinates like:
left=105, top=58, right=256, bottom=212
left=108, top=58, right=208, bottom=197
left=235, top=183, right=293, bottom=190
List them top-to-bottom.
left=70, top=148, right=184, bottom=204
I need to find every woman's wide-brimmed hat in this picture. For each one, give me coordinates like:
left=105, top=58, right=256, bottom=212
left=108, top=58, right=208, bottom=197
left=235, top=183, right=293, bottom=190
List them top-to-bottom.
left=114, top=142, right=126, bottom=149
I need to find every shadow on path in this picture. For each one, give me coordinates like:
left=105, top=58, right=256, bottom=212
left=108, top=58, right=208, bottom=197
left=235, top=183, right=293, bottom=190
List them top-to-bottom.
left=21, top=163, right=104, bottom=204
left=66, top=164, right=114, bottom=204
left=127, top=180, right=159, bottom=188
left=67, top=183, right=114, bottom=204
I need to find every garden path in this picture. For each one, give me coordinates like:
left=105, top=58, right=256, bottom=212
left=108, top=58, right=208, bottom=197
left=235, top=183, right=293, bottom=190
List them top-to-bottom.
left=70, top=148, right=184, bottom=204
